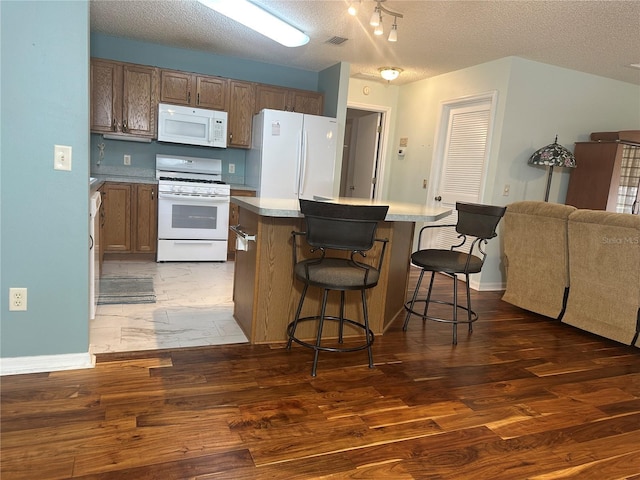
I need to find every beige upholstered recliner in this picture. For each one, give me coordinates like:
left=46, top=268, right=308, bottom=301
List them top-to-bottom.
left=502, top=201, right=576, bottom=319
left=562, top=210, right=640, bottom=346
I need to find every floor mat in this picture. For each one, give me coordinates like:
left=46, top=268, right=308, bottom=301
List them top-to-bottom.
left=97, top=276, right=156, bottom=305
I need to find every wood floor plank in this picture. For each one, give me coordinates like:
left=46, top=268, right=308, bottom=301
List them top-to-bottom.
left=2, top=272, right=638, bottom=479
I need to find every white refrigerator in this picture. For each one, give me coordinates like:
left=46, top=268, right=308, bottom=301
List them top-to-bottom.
left=246, top=109, right=338, bottom=200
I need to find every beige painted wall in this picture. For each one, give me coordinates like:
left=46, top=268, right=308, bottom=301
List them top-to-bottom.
left=348, top=56, right=640, bottom=289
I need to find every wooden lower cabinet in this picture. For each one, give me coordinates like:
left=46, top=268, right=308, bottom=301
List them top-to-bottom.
left=102, top=182, right=157, bottom=255
left=133, top=184, right=158, bottom=253
left=228, top=189, right=256, bottom=258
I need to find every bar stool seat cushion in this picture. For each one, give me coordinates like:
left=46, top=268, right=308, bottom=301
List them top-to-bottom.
left=411, top=250, right=483, bottom=274
left=294, top=258, right=380, bottom=290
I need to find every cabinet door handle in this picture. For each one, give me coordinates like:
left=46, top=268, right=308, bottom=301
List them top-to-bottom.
left=197, top=93, right=200, bottom=105
left=112, top=118, right=117, bottom=131
left=122, top=119, right=128, bottom=132
left=151, top=188, right=154, bottom=200
left=435, top=195, right=442, bottom=202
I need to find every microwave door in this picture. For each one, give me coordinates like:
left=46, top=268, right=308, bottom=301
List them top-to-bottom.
left=160, top=112, right=212, bottom=147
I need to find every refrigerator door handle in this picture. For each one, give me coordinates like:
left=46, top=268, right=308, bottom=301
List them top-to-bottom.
left=294, top=130, right=303, bottom=195
left=299, top=130, right=308, bottom=196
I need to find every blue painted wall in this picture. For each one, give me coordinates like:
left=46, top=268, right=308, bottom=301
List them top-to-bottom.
left=1, top=1, right=90, bottom=357
left=0, top=9, right=340, bottom=361
left=91, top=33, right=320, bottom=90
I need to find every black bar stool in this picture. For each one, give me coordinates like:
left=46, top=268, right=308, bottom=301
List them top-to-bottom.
left=287, top=199, right=389, bottom=376
left=403, top=202, right=506, bottom=344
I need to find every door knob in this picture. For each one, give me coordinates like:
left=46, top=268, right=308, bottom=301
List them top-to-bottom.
left=435, top=196, right=442, bottom=201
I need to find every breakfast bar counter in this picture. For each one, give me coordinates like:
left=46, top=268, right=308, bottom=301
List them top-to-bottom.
left=230, top=197, right=451, bottom=344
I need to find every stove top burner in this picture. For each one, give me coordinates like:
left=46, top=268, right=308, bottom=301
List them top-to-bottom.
left=159, top=176, right=226, bottom=185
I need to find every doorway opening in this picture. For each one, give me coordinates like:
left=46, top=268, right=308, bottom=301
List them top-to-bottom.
left=340, top=105, right=389, bottom=199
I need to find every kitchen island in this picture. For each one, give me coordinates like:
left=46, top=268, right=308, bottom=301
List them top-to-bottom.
left=230, top=197, right=451, bottom=344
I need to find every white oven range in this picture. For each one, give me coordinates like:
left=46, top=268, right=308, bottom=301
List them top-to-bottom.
left=156, top=154, right=230, bottom=262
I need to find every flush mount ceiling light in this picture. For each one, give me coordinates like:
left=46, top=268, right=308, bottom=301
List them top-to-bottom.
left=198, top=0, right=309, bottom=47
left=357, top=0, right=403, bottom=42
left=379, top=67, right=403, bottom=81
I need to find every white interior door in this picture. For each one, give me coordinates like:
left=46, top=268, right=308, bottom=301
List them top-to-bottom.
left=424, top=93, right=496, bottom=250
left=341, top=103, right=391, bottom=200
left=346, top=112, right=380, bottom=198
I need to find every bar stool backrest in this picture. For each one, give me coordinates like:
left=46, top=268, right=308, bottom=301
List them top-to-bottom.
left=299, top=199, right=389, bottom=252
left=455, top=202, right=507, bottom=240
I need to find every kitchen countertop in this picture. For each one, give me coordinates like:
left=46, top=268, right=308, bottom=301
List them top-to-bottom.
left=90, top=166, right=254, bottom=193
left=230, top=196, right=452, bottom=222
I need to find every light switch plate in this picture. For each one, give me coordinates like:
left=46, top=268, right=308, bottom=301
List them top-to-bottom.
left=54, top=145, right=72, bottom=171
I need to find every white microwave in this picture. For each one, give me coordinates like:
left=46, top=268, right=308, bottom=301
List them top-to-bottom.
left=157, top=103, right=228, bottom=148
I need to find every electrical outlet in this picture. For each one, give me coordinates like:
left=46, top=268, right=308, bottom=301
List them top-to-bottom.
left=54, top=145, right=72, bottom=171
left=124, top=154, right=131, bottom=166
left=228, top=163, right=235, bottom=174
left=9, top=288, right=27, bottom=311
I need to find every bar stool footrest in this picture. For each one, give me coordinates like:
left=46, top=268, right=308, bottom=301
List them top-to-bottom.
left=403, top=299, right=478, bottom=325
left=287, top=316, right=374, bottom=353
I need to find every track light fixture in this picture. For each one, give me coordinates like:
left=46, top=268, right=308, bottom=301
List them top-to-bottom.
left=357, top=0, right=403, bottom=42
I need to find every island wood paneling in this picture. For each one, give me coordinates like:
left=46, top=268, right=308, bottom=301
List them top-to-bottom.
left=233, top=208, right=415, bottom=344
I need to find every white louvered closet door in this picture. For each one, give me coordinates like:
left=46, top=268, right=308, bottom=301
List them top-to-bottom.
left=422, top=98, right=493, bottom=251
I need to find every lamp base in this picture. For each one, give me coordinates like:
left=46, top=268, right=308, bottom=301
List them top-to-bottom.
left=544, top=166, right=554, bottom=202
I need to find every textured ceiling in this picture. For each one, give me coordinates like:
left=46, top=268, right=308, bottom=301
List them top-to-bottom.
left=90, top=0, right=640, bottom=86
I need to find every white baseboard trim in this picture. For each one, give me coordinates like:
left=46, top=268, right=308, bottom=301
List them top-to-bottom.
left=475, top=281, right=506, bottom=292
left=0, top=352, right=95, bottom=376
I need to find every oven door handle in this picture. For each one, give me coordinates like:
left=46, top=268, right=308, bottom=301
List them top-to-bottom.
left=158, top=192, right=230, bottom=203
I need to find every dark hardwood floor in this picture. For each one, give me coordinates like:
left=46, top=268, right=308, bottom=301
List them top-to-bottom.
left=2, top=272, right=639, bottom=479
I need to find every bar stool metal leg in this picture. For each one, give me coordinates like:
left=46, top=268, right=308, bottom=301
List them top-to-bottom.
left=403, top=270, right=425, bottom=331
left=287, top=284, right=308, bottom=349
left=312, top=289, right=330, bottom=377
left=361, top=289, right=374, bottom=369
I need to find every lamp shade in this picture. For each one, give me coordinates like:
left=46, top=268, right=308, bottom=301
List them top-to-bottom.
left=528, top=135, right=576, bottom=168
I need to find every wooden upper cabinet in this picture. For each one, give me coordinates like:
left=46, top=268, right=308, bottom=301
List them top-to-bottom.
left=90, top=58, right=158, bottom=138
left=92, top=58, right=324, bottom=145
left=91, top=59, right=122, bottom=133
left=122, top=64, right=159, bottom=137
left=160, top=69, right=229, bottom=110
left=159, top=70, right=193, bottom=106
left=196, top=76, right=228, bottom=110
left=228, top=80, right=255, bottom=149
left=255, top=84, right=324, bottom=115
left=255, top=84, right=289, bottom=113
left=289, top=89, right=323, bottom=115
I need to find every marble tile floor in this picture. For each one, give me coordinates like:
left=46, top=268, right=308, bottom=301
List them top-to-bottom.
left=90, top=260, right=248, bottom=354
